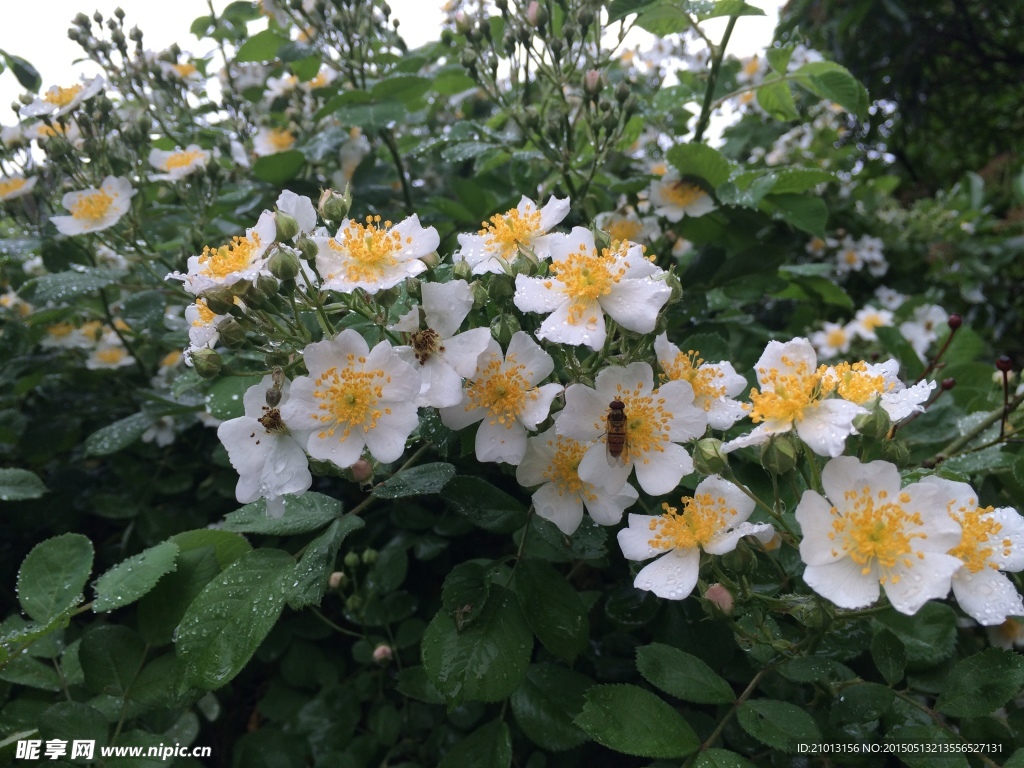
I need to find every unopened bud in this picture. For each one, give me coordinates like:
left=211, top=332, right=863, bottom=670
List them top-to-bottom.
left=526, top=1, right=546, bottom=27
left=576, top=6, right=595, bottom=26
left=454, top=11, right=472, bottom=34
left=583, top=69, right=602, bottom=98
left=615, top=81, right=632, bottom=103
left=317, top=187, right=351, bottom=223
left=274, top=211, right=300, bottom=241
left=295, top=235, right=318, bottom=261
left=267, top=246, right=301, bottom=281
left=419, top=250, right=440, bottom=269
left=453, top=258, right=473, bottom=280
left=665, top=271, right=683, bottom=303
left=487, top=274, right=515, bottom=301
left=249, top=275, right=279, bottom=306
left=470, top=279, right=487, bottom=309
left=202, top=287, right=235, bottom=315
left=375, top=287, right=399, bottom=308
left=490, top=312, right=521, bottom=346
left=947, top=313, right=962, bottom=330
left=217, top=317, right=246, bottom=348
left=190, top=348, right=222, bottom=378
left=996, top=355, right=1013, bottom=373
left=941, top=377, right=956, bottom=391
left=853, top=406, right=891, bottom=440
left=760, top=435, right=798, bottom=475
left=692, top=438, right=729, bottom=475
left=880, top=438, right=910, bottom=467
left=350, top=457, right=373, bottom=483
left=362, top=548, right=378, bottom=565
left=344, top=551, right=360, bottom=568
left=328, top=571, right=345, bottom=589
left=704, top=583, right=734, bottom=614
left=345, top=595, right=362, bottom=612
left=372, top=643, right=394, bottom=663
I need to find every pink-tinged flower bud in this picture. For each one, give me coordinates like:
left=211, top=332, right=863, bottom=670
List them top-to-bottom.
left=526, top=1, right=547, bottom=27
left=454, top=12, right=472, bottom=34
left=584, top=69, right=602, bottom=97
left=947, top=313, right=962, bottom=330
left=350, top=458, right=373, bottom=483
left=328, top=571, right=344, bottom=589
left=705, top=583, right=734, bottom=614
left=372, top=644, right=394, bottom=663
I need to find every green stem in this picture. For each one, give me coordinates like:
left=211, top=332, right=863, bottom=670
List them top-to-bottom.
left=693, top=16, right=739, bottom=143
left=938, top=390, right=1024, bottom=460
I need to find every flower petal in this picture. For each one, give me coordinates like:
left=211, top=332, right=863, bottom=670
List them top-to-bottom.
left=532, top=481, right=584, bottom=535
left=633, top=549, right=700, bottom=600
left=884, top=552, right=962, bottom=615
left=803, top=558, right=881, bottom=610
left=952, top=568, right=1024, bottom=626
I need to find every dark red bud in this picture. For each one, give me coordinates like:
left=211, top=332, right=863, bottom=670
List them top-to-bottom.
left=947, top=314, right=962, bottom=330
left=996, top=355, right=1013, bottom=373
left=941, top=378, right=956, bottom=391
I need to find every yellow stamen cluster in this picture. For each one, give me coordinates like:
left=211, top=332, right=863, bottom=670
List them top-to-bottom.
left=173, top=63, right=198, bottom=78
left=44, top=84, right=84, bottom=107
left=267, top=128, right=295, bottom=151
left=161, top=148, right=206, bottom=171
left=0, top=178, right=27, bottom=197
left=661, top=181, right=706, bottom=209
left=70, top=190, right=113, bottom=221
left=479, top=207, right=542, bottom=259
left=328, top=215, right=413, bottom=284
left=607, top=216, right=643, bottom=245
left=199, top=231, right=263, bottom=279
left=546, top=243, right=627, bottom=323
left=843, top=250, right=859, bottom=265
left=192, top=298, right=217, bottom=326
left=859, top=312, right=888, bottom=333
left=46, top=322, right=75, bottom=338
left=825, top=327, right=848, bottom=349
left=95, top=347, right=127, bottom=365
left=661, top=349, right=726, bottom=408
left=160, top=350, right=183, bottom=368
left=465, top=352, right=536, bottom=426
left=312, top=356, right=390, bottom=440
left=747, top=357, right=831, bottom=424
left=830, top=361, right=892, bottom=405
left=542, top=435, right=595, bottom=501
left=829, top=487, right=924, bottom=581
left=649, top=492, right=738, bottom=550
left=948, top=500, right=1004, bottom=574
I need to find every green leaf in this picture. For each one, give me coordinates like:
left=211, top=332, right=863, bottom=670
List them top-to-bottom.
left=606, top=0, right=659, bottom=23
left=698, top=0, right=766, bottom=20
left=635, top=2, right=690, bottom=35
left=234, top=29, right=285, bottom=62
left=765, top=46, right=794, bottom=73
left=0, top=50, right=42, bottom=92
left=792, top=61, right=869, bottom=118
left=433, top=69, right=476, bottom=96
left=371, top=75, right=431, bottom=106
left=755, top=79, right=799, bottom=121
left=335, top=100, right=406, bottom=130
left=666, top=143, right=733, bottom=188
left=252, top=150, right=305, bottom=184
left=760, top=193, right=828, bottom=237
left=20, top=268, right=125, bottom=304
left=775, top=274, right=852, bottom=309
left=875, top=326, right=925, bottom=381
left=204, top=374, right=261, bottom=420
left=84, top=412, right=154, bottom=457
left=372, top=462, right=456, bottom=499
left=0, top=467, right=47, bottom=501
left=444, top=477, right=529, bottom=533
left=222, top=492, right=343, bottom=535
left=287, top=515, right=365, bottom=609
left=169, top=529, right=252, bottom=569
left=18, top=533, right=94, bottom=622
left=93, top=542, right=179, bottom=612
left=176, top=548, right=296, bottom=689
left=514, top=560, right=588, bottom=663
left=442, top=561, right=491, bottom=630
left=422, top=585, right=532, bottom=703
left=873, top=603, right=957, bottom=668
left=79, top=625, right=146, bottom=696
left=871, top=628, right=906, bottom=685
left=636, top=643, right=735, bottom=704
left=936, top=649, right=1024, bottom=718
left=128, top=653, right=197, bottom=709
left=0, top=654, right=62, bottom=690
left=511, top=663, right=593, bottom=752
left=396, top=666, right=446, bottom=704
left=830, top=682, right=894, bottom=724
left=574, top=684, right=699, bottom=758
left=737, top=699, right=821, bottom=752
left=38, top=702, right=108, bottom=747
left=438, top=719, right=512, bottom=768
left=695, top=749, right=757, bottom=768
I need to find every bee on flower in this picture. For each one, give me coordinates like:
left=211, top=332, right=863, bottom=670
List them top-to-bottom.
left=50, top=176, right=135, bottom=236
left=452, top=195, right=569, bottom=275
left=513, top=227, right=671, bottom=351
left=439, top=331, right=562, bottom=465
left=558, top=361, right=708, bottom=496
left=618, top=476, right=774, bottom=599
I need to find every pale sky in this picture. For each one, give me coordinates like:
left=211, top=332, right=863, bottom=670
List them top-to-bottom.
left=0, top=1, right=780, bottom=132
